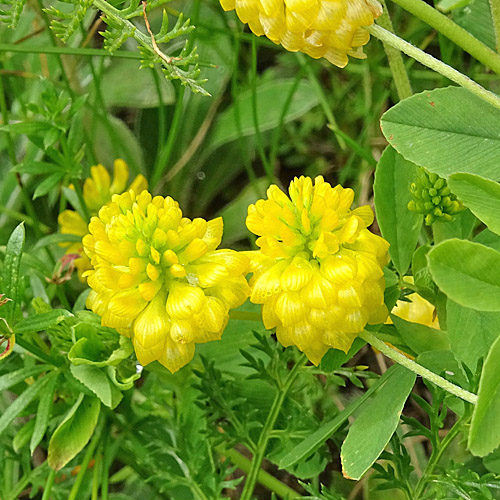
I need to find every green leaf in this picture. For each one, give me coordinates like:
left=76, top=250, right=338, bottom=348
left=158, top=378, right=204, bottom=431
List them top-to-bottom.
left=453, top=0, right=495, bottom=50
left=100, top=61, right=175, bottom=108
left=207, top=79, right=319, bottom=153
left=381, top=87, right=500, bottom=180
left=0, top=121, right=51, bottom=136
left=373, top=147, right=421, bottom=275
left=12, top=161, right=64, bottom=176
left=33, top=172, right=64, bottom=199
left=448, top=173, right=500, bottom=236
left=432, top=208, right=476, bottom=244
left=2, top=222, right=25, bottom=322
left=475, top=228, right=500, bottom=252
left=33, top=233, right=82, bottom=250
left=428, top=239, right=500, bottom=311
left=447, top=300, right=500, bottom=371
left=15, top=309, right=74, bottom=334
left=391, top=314, right=450, bottom=355
left=469, top=334, right=500, bottom=456
left=70, top=364, right=123, bottom=409
left=0, top=365, right=51, bottom=392
left=278, top=365, right=400, bottom=469
left=340, top=365, right=416, bottom=480
left=30, top=372, right=59, bottom=455
left=0, top=373, right=54, bottom=437
left=48, top=394, right=100, bottom=470
left=13, top=419, right=35, bottom=454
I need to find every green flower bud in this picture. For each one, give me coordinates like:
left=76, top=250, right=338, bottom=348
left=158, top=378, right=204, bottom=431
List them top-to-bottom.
left=407, top=168, right=465, bottom=225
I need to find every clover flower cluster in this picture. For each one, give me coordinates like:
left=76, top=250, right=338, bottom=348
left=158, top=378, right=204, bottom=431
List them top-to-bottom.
left=220, top=0, right=382, bottom=67
left=58, top=160, right=147, bottom=280
left=69, top=165, right=390, bottom=372
left=408, top=169, right=464, bottom=226
left=245, top=176, right=389, bottom=364
left=83, top=190, right=250, bottom=373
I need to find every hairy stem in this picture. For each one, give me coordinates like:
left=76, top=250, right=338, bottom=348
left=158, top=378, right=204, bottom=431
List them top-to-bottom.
left=377, top=0, right=412, bottom=100
left=390, top=0, right=500, bottom=75
left=367, top=24, right=500, bottom=111
left=359, top=330, right=477, bottom=405
left=240, top=356, right=307, bottom=500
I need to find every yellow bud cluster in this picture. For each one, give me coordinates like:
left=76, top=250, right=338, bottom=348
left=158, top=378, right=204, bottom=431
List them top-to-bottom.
left=220, top=0, right=382, bottom=67
left=58, top=160, right=147, bottom=281
left=246, top=176, right=389, bottom=365
left=83, top=190, right=250, bottom=373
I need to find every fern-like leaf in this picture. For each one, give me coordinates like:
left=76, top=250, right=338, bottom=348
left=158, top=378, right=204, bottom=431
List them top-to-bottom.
left=0, top=0, right=27, bottom=28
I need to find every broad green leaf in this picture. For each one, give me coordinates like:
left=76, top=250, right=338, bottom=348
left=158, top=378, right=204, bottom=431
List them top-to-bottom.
left=453, top=0, right=495, bottom=50
left=100, top=61, right=175, bottom=109
left=207, top=79, right=319, bottom=153
left=381, top=87, right=500, bottom=181
left=373, top=147, right=421, bottom=275
left=12, top=161, right=64, bottom=175
left=448, top=173, right=500, bottom=236
left=432, top=209, right=476, bottom=244
left=2, top=223, right=25, bottom=322
left=474, top=228, right=500, bottom=252
left=428, top=239, right=500, bottom=311
left=447, top=300, right=500, bottom=371
left=15, top=309, right=74, bottom=334
left=391, top=315, right=450, bottom=355
left=469, top=334, right=500, bottom=456
left=0, top=364, right=50, bottom=392
left=70, top=364, right=123, bottom=409
left=278, top=365, right=399, bottom=469
left=340, top=365, right=415, bottom=480
left=107, top=366, right=140, bottom=391
left=30, top=372, right=59, bottom=454
left=0, top=373, right=53, bottom=437
left=48, top=394, right=100, bottom=470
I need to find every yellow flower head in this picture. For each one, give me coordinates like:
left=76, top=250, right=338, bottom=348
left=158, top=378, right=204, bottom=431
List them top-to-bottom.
left=220, top=0, right=382, bottom=67
left=58, top=159, right=148, bottom=281
left=246, top=176, right=389, bottom=365
left=83, top=190, right=250, bottom=373
left=391, top=282, right=439, bottom=329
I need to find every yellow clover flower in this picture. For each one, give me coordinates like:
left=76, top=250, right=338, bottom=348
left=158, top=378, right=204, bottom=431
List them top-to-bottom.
left=220, top=0, right=382, bottom=67
left=58, top=159, right=147, bottom=281
left=245, top=176, right=389, bottom=365
left=82, top=190, right=250, bottom=373
left=390, top=279, right=439, bottom=329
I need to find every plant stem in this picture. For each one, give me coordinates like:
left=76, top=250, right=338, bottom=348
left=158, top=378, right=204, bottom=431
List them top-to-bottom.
left=377, top=0, right=412, bottom=100
left=390, top=0, right=500, bottom=75
left=490, top=0, right=500, bottom=53
left=367, top=25, right=500, bottom=111
left=359, top=330, right=478, bottom=405
left=240, top=356, right=307, bottom=500
left=413, top=414, right=466, bottom=498
left=220, top=447, right=299, bottom=499
left=41, top=469, right=56, bottom=500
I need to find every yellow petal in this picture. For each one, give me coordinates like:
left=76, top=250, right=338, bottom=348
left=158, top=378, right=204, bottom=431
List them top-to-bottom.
left=110, top=159, right=129, bottom=194
left=166, top=281, right=206, bottom=319
left=159, top=337, right=195, bottom=373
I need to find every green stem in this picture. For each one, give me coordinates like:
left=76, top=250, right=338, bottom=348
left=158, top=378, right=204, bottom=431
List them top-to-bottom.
left=377, top=0, right=412, bottom=99
left=390, top=0, right=500, bottom=75
left=490, top=0, right=500, bottom=53
left=367, top=24, right=500, bottom=111
left=251, top=37, right=274, bottom=182
left=0, top=42, right=142, bottom=58
left=359, top=330, right=477, bottom=405
left=15, top=336, right=62, bottom=366
left=240, top=356, right=307, bottom=500
left=413, top=415, right=465, bottom=498
left=221, top=447, right=299, bottom=499
left=41, top=469, right=56, bottom=500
